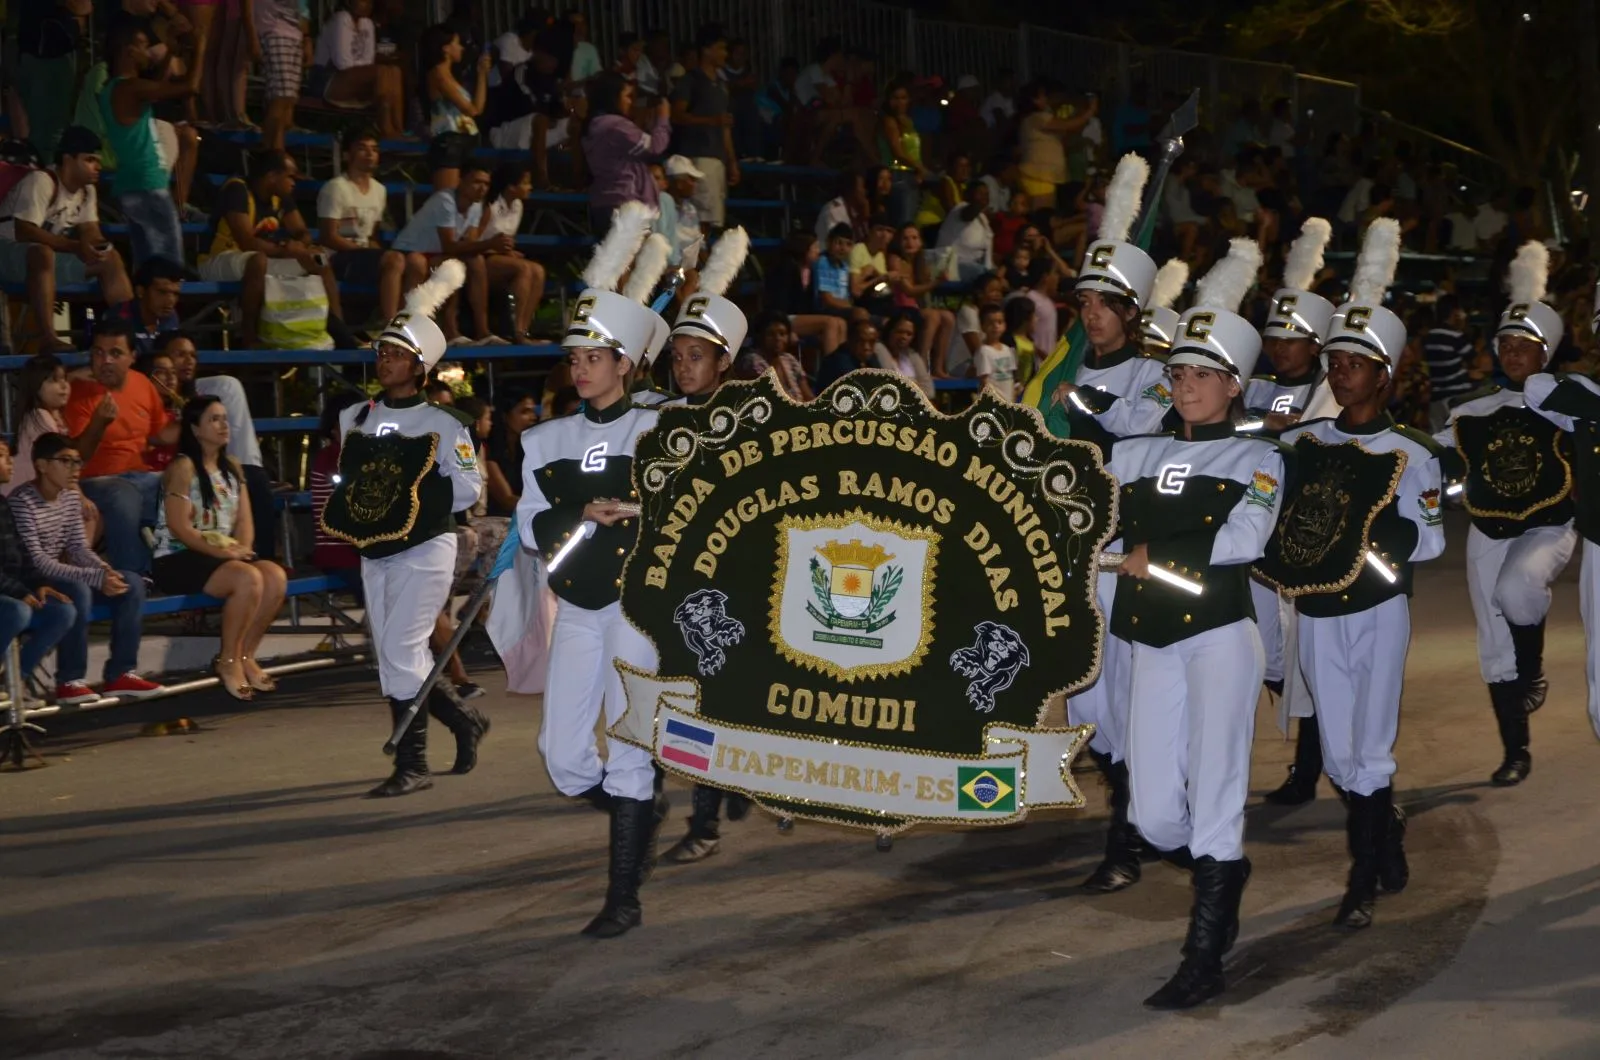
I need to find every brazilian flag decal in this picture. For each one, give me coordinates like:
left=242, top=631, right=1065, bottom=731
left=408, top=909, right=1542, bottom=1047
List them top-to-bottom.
left=957, top=767, right=1017, bottom=812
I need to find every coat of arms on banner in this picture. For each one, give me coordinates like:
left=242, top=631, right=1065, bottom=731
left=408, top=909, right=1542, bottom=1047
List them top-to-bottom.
left=610, top=371, right=1119, bottom=835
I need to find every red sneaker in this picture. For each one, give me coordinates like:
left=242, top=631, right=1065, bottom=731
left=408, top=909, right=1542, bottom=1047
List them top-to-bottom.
left=102, top=672, right=165, bottom=699
left=55, top=681, right=99, bottom=705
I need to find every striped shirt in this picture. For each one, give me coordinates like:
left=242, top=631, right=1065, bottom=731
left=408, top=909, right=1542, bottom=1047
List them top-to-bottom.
left=1422, top=327, right=1474, bottom=400
left=6, top=484, right=109, bottom=589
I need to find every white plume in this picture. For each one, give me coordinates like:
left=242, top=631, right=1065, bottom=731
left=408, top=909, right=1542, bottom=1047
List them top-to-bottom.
left=1097, top=153, right=1150, bottom=247
left=583, top=200, right=655, bottom=292
left=1282, top=217, right=1332, bottom=293
left=1348, top=218, right=1401, bottom=305
left=699, top=226, right=750, bottom=298
left=622, top=233, right=672, bottom=304
left=1195, top=238, right=1263, bottom=313
left=1507, top=240, right=1550, bottom=304
left=1150, top=258, right=1189, bottom=311
left=402, top=259, right=466, bottom=317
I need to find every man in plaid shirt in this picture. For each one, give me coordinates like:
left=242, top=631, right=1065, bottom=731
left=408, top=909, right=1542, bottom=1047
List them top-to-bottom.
left=0, top=439, right=75, bottom=701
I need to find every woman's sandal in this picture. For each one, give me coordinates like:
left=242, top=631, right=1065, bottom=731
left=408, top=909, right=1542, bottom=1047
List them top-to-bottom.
left=213, top=655, right=255, bottom=701
left=241, top=656, right=278, bottom=694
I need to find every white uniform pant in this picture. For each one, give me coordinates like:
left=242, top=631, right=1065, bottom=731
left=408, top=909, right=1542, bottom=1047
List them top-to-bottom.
left=1465, top=523, right=1576, bottom=683
left=362, top=533, right=457, bottom=701
left=1578, top=538, right=1600, bottom=739
left=1066, top=570, right=1132, bottom=760
left=1251, top=577, right=1285, bottom=684
left=1298, top=596, right=1410, bottom=796
left=539, top=599, right=658, bottom=801
left=1127, top=620, right=1264, bottom=863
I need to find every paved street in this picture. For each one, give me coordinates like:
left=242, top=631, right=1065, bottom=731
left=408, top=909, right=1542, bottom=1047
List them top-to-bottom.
left=5, top=523, right=1600, bottom=1059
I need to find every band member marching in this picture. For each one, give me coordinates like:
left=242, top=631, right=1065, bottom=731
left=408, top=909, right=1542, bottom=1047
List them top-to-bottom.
left=1041, top=153, right=1174, bottom=894
left=519, top=205, right=675, bottom=938
left=1248, top=217, right=1339, bottom=805
left=1271, top=219, right=1444, bottom=928
left=657, top=227, right=756, bottom=863
left=1109, top=237, right=1283, bottom=1009
left=1435, top=241, right=1576, bottom=787
left=1139, top=258, right=1189, bottom=358
left=320, top=260, right=491, bottom=797
left=1523, top=279, right=1600, bottom=743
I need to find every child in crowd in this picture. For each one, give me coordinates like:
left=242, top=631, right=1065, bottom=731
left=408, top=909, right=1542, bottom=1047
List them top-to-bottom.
left=1003, top=297, right=1038, bottom=390
left=973, top=302, right=1018, bottom=400
left=4, top=354, right=102, bottom=544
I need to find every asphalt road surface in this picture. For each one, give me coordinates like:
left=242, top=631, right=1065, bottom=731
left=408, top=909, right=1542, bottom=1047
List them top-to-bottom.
left=5, top=527, right=1600, bottom=1059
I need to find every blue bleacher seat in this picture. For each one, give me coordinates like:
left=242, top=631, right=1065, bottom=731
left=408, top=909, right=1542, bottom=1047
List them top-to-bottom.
left=87, top=571, right=359, bottom=622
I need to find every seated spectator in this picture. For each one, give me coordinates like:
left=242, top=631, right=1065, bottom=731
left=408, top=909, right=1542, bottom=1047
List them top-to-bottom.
left=252, top=0, right=309, bottom=151
left=310, top=0, right=406, bottom=140
left=565, top=7, right=603, bottom=82
left=487, top=21, right=569, bottom=188
left=99, top=22, right=200, bottom=268
left=422, top=23, right=493, bottom=192
left=671, top=24, right=738, bottom=230
left=638, top=28, right=672, bottom=98
left=794, top=36, right=872, bottom=163
left=723, top=37, right=762, bottom=160
left=756, top=56, right=800, bottom=161
left=981, top=70, right=1016, bottom=130
left=584, top=71, right=672, bottom=236
left=878, top=78, right=927, bottom=224
left=1016, top=80, right=1097, bottom=210
left=0, top=126, right=132, bottom=353
left=316, top=128, right=407, bottom=324
left=199, top=150, right=345, bottom=349
left=915, top=151, right=969, bottom=230
left=665, top=156, right=707, bottom=265
left=1163, top=157, right=1206, bottom=264
left=392, top=163, right=509, bottom=345
left=480, top=163, right=548, bottom=343
left=815, top=169, right=870, bottom=246
left=936, top=180, right=996, bottom=282
left=991, top=190, right=1032, bottom=263
left=850, top=214, right=900, bottom=318
left=814, top=222, right=861, bottom=321
left=887, top=224, right=956, bottom=377
left=1012, top=224, right=1069, bottom=354
left=763, top=229, right=846, bottom=361
left=105, top=256, right=184, bottom=357
left=947, top=273, right=1005, bottom=377
left=1003, top=297, right=1039, bottom=387
left=973, top=302, right=1018, bottom=400
left=875, top=310, right=934, bottom=398
left=740, top=311, right=815, bottom=401
left=815, top=317, right=880, bottom=392
left=63, top=321, right=176, bottom=574
left=159, top=330, right=276, bottom=559
left=138, top=347, right=184, bottom=471
left=5, top=355, right=80, bottom=512
left=423, top=378, right=455, bottom=405
left=485, top=387, right=537, bottom=517
left=309, top=393, right=364, bottom=572
left=151, top=396, right=288, bottom=700
left=10, top=431, right=164, bottom=702
left=0, top=438, right=75, bottom=705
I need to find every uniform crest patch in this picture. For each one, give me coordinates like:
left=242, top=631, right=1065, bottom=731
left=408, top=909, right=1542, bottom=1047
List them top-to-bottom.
left=1142, top=382, right=1173, bottom=407
left=454, top=441, right=478, bottom=470
left=1246, top=469, right=1280, bottom=509
left=1418, top=487, right=1443, bottom=526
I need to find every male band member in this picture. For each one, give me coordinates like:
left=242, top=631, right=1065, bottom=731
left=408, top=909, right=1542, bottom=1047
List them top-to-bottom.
left=1038, top=153, right=1172, bottom=894
left=519, top=207, right=673, bottom=938
left=1248, top=218, right=1339, bottom=806
left=659, top=227, right=756, bottom=863
left=1110, top=238, right=1282, bottom=1009
left=1277, top=238, right=1444, bottom=928
left=1435, top=241, right=1575, bottom=786
left=322, top=261, right=490, bottom=797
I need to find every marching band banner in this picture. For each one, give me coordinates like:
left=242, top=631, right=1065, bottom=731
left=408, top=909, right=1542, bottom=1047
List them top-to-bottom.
left=611, top=371, right=1119, bottom=833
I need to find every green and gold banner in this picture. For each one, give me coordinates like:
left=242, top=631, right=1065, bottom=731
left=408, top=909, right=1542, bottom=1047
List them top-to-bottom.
left=613, top=371, right=1119, bottom=833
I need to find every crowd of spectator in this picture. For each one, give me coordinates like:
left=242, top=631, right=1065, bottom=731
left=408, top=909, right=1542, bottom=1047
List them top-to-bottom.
left=1, top=0, right=1594, bottom=707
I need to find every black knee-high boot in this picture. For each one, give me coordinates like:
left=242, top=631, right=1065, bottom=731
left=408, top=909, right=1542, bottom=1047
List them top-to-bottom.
left=1508, top=621, right=1548, bottom=714
left=1490, top=681, right=1532, bottom=785
left=426, top=685, right=491, bottom=774
left=368, top=698, right=432, bottom=797
left=1264, top=715, right=1323, bottom=805
left=1082, top=754, right=1142, bottom=893
left=663, top=784, right=725, bottom=863
left=1374, top=786, right=1408, bottom=894
left=1333, top=791, right=1381, bottom=928
left=582, top=796, right=657, bottom=939
left=1144, top=856, right=1252, bottom=1009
